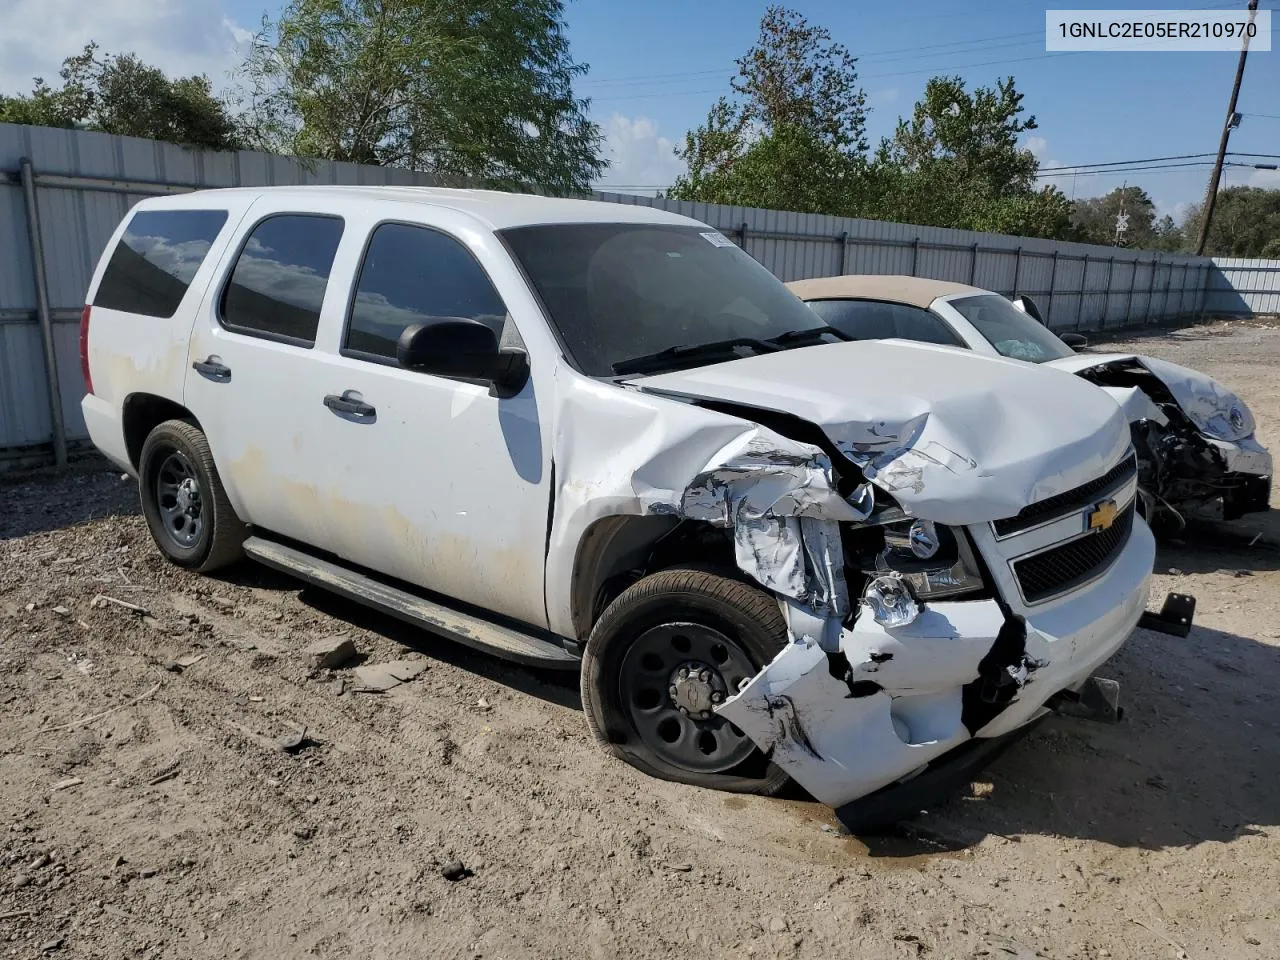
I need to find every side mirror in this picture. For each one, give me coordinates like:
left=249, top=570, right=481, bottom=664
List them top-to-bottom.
left=1011, top=295, right=1045, bottom=324
left=396, top=318, right=530, bottom=398
left=1060, top=332, right=1089, bottom=351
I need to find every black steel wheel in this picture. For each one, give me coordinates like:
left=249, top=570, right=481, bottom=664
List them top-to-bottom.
left=138, top=419, right=246, bottom=572
left=154, top=449, right=204, bottom=548
left=581, top=565, right=791, bottom=795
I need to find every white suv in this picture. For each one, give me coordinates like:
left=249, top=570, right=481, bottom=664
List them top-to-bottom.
left=78, top=186, right=1159, bottom=830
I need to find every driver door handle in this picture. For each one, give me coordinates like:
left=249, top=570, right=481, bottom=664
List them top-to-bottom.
left=192, top=356, right=231, bottom=382
left=324, top=391, right=377, bottom=420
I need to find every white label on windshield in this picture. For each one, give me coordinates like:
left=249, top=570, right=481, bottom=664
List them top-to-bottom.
left=700, top=231, right=736, bottom=248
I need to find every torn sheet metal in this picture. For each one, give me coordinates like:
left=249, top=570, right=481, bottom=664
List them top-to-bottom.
left=631, top=338, right=1133, bottom=526
left=1046, top=352, right=1257, bottom=442
left=543, top=375, right=872, bottom=632
left=1102, top=385, right=1170, bottom=428
left=1206, top=434, right=1273, bottom=475
left=717, top=518, right=1155, bottom=809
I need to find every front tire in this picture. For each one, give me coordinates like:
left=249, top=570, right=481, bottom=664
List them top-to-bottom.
left=138, top=419, right=246, bottom=573
left=580, top=566, right=791, bottom=796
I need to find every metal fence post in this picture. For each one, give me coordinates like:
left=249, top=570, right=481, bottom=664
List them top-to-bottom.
left=19, top=157, right=67, bottom=469
left=738, top=221, right=749, bottom=249
left=838, top=231, right=849, bottom=275
left=910, top=237, right=920, bottom=276
left=969, top=242, right=979, bottom=284
left=1012, top=246, right=1023, bottom=295
left=1047, top=250, right=1059, bottom=326
left=1076, top=254, right=1089, bottom=330
left=1101, top=255, right=1115, bottom=330
left=1145, top=257, right=1158, bottom=323
left=1124, top=258, right=1136, bottom=325
left=1161, top=258, right=1174, bottom=320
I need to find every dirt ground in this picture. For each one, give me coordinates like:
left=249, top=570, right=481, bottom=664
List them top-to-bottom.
left=3, top=318, right=1279, bottom=960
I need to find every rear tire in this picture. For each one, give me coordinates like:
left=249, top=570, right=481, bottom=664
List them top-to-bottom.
left=138, top=419, right=246, bottom=573
left=580, top=565, right=791, bottom=796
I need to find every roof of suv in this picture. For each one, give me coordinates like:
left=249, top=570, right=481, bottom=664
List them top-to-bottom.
left=139, top=185, right=705, bottom=231
left=786, top=275, right=989, bottom=308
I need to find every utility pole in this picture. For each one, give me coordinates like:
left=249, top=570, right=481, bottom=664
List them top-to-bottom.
left=1194, top=0, right=1259, bottom=255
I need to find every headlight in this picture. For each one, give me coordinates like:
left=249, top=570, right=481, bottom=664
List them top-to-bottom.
left=1200, top=395, right=1255, bottom=442
left=865, top=519, right=986, bottom=600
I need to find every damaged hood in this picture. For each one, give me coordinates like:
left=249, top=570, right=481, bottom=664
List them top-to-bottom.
left=628, top=339, right=1132, bottom=525
left=1044, top=352, right=1257, bottom=442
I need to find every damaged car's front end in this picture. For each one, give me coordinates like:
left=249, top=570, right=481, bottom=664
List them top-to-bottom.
left=619, top=341, right=1155, bottom=830
left=1045, top=352, right=1273, bottom=532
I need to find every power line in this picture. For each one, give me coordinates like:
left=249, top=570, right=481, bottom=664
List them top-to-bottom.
left=581, top=0, right=1253, bottom=93
left=582, top=30, right=1046, bottom=86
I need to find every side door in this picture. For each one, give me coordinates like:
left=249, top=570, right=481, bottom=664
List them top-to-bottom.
left=183, top=203, right=350, bottom=549
left=301, top=216, right=552, bottom=629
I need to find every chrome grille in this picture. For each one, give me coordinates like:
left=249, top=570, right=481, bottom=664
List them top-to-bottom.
left=993, top=453, right=1138, bottom=538
left=1012, top=500, right=1135, bottom=603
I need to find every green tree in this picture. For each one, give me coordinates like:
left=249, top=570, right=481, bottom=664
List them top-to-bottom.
left=238, top=0, right=604, bottom=193
left=667, top=5, right=868, bottom=214
left=0, top=43, right=241, bottom=151
left=868, top=76, right=1071, bottom=238
left=1069, top=186, right=1159, bottom=247
left=1182, top=186, right=1280, bottom=257
left=1151, top=213, right=1185, bottom=253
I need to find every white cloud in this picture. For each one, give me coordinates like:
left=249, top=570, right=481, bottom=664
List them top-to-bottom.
left=0, top=0, right=250, bottom=97
left=594, top=113, right=684, bottom=195
left=1025, top=135, right=1050, bottom=158
left=1247, top=167, right=1280, bottom=189
left=1157, top=199, right=1194, bottom=223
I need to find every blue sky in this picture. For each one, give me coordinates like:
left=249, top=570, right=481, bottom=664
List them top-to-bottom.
left=3, top=0, right=1276, bottom=219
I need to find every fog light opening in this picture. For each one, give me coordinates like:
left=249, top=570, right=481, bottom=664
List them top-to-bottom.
left=863, top=574, right=920, bottom=628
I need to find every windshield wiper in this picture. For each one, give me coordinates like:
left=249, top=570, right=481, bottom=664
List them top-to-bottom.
left=765, top=325, right=854, bottom=347
left=611, top=337, right=780, bottom=376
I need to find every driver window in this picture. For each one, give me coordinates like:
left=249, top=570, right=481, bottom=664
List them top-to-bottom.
left=344, top=222, right=509, bottom=362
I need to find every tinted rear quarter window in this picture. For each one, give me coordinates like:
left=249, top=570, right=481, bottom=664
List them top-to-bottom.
left=93, top=209, right=230, bottom=318
left=220, top=214, right=345, bottom=346
left=345, top=222, right=508, bottom=361
left=806, top=298, right=964, bottom=347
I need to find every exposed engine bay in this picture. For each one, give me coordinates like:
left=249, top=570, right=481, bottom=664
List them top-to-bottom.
left=1072, top=359, right=1272, bottom=533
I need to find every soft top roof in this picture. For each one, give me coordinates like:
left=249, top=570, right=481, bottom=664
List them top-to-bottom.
left=786, top=274, right=989, bottom=308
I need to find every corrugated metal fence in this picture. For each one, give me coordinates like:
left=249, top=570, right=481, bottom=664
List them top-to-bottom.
left=0, top=122, right=1275, bottom=467
left=1206, top=257, right=1280, bottom=316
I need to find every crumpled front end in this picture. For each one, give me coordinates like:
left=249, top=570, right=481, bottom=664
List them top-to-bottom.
left=552, top=341, right=1155, bottom=820
left=1048, top=352, right=1273, bottom=523
left=717, top=468, right=1155, bottom=810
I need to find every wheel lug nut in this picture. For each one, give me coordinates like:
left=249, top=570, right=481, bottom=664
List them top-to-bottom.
left=678, top=668, right=688, bottom=679
left=699, top=670, right=711, bottom=682
left=669, top=685, right=678, bottom=696
left=711, top=691, right=723, bottom=703
left=678, top=706, right=689, bottom=715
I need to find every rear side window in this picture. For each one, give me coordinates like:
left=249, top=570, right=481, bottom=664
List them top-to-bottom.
left=94, top=209, right=229, bottom=318
left=220, top=214, right=345, bottom=346
left=344, top=222, right=508, bottom=361
left=805, top=298, right=965, bottom=348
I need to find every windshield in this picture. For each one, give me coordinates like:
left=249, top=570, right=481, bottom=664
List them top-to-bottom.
left=499, top=223, right=824, bottom=376
left=946, top=294, right=1076, bottom=363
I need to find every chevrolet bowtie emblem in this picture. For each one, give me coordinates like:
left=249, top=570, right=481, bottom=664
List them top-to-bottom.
left=1088, top=499, right=1119, bottom=531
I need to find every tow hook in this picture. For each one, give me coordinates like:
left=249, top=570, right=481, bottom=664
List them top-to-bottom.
left=1138, top=591, right=1197, bottom=637
left=1047, top=676, right=1123, bottom=723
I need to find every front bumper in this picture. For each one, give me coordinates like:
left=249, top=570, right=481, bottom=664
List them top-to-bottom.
left=1206, top=435, right=1272, bottom=520
left=717, top=514, right=1156, bottom=812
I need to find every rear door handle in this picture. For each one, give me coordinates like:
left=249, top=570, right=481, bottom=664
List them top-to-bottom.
left=192, top=356, right=231, bottom=382
left=324, top=390, right=376, bottom=421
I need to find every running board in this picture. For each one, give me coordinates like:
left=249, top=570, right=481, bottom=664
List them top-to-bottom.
left=242, top=536, right=580, bottom=671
